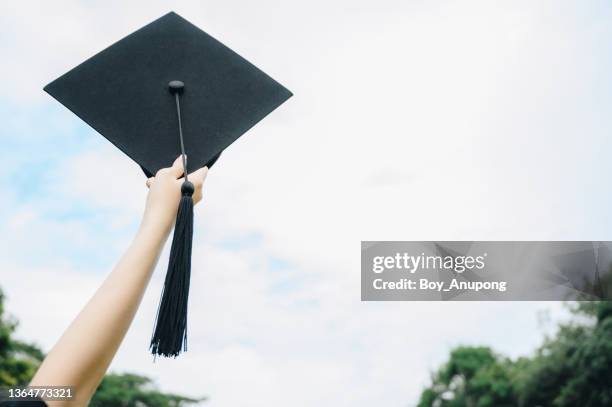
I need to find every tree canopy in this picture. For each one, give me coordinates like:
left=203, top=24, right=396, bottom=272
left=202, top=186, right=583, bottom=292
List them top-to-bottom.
left=417, top=302, right=612, bottom=407
left=91, top=373, right=203, bottom=407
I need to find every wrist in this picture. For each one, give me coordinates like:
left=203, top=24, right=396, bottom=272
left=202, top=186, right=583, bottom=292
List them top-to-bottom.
left=138, top=211, right=173, bottom=242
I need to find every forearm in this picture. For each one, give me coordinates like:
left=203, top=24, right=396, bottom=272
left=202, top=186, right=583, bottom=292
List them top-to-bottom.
left=29, top=156, right=207, bottom=406
left=30, top=219, right=170, bottom=406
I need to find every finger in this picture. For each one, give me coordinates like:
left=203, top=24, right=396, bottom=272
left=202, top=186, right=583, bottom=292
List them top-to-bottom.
left=157, top=155, right=186, bottom=178
left=169, top=155, right=186, bottom=178
left=189, top=166, right=209, bottom=187
left=146, top=177, right=155, bottom=188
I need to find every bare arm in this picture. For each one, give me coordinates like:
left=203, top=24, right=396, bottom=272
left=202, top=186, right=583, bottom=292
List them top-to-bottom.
left=30, top=156, right=208, bottom=406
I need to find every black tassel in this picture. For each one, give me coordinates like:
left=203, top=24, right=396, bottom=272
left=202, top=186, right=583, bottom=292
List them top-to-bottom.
left=150, top=180, right=195, bottom=357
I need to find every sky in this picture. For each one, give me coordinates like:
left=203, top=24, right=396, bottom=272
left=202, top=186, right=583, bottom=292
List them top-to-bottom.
left=1, top=0, right=612, bottom=406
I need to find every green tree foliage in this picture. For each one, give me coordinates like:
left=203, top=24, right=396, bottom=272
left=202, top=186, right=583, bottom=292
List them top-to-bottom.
left=0, top=287, right=204, bottom=406
left=0, top=288, right=43, bottom=386
left=417, top=302, right=612, bottom=407
left=519, top=302, right=612, bottom=407
left=416, top=346, right=515, bottom=407
left=91, top=373, right=203, bottom=407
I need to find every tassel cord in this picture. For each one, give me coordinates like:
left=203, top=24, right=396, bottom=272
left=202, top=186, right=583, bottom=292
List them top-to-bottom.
left=150, top=80, right=195, bottom=357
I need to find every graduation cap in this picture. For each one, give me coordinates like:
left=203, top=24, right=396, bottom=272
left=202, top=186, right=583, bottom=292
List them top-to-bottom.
left=44, top=11, right=292, bottom=357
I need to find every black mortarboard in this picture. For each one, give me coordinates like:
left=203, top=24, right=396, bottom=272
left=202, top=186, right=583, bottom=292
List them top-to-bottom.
left=44, top=11, right=292, bottom=358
